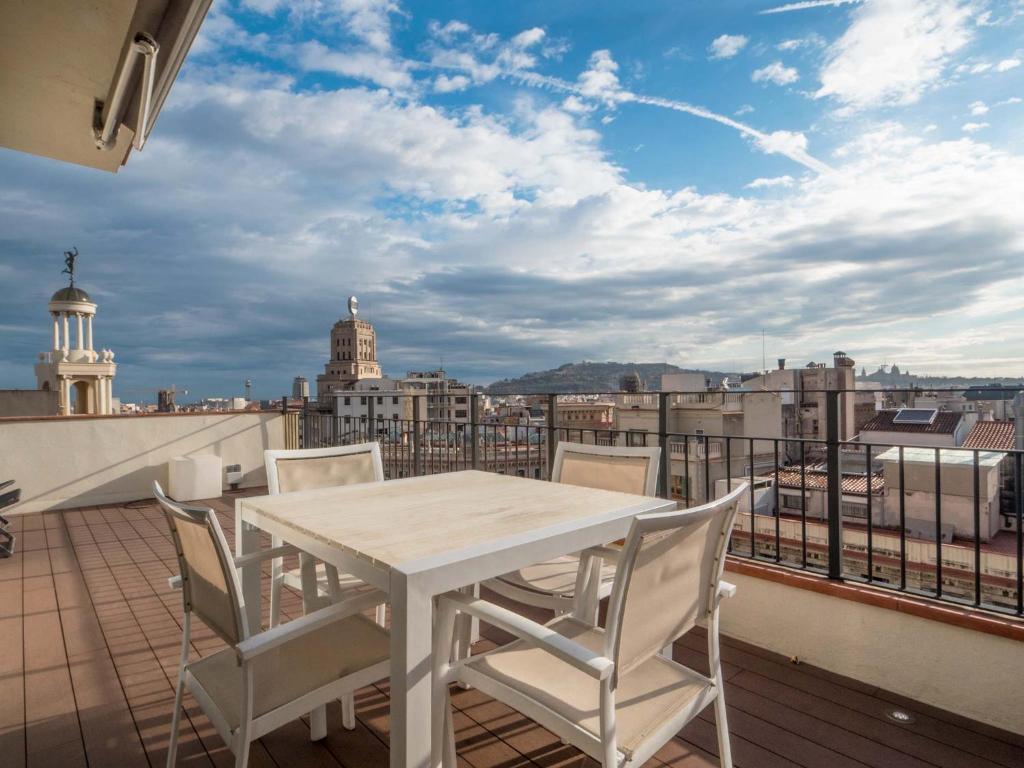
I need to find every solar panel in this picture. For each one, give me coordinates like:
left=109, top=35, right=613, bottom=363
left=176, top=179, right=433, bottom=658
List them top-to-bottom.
left=893, top=408, right=938, bottom=425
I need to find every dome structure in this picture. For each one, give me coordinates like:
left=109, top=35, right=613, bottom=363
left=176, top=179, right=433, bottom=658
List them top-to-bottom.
left=50, top=286, right=92, bottom=303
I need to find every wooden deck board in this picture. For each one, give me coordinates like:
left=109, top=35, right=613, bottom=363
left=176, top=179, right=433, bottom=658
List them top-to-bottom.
left=0, top=490, right=1019, bottom=768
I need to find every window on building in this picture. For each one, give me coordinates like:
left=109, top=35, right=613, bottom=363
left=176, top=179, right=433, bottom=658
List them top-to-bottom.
left=344, top=396, right=350, bottom=405
left=360, top=396, right=367, bottom=405
left=377, top=396, right=383, bottom=405
left=393, top=396, right=399, bottom=405
left=455, top=396, right=467, bottom=404
left=455, top=409, right=467, bottom=418
left=782, top=494, right=803, bottom=510
left=841, top=501, right=867, bottom=519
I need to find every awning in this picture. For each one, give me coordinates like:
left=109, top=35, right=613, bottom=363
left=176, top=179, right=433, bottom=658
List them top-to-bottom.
left=0, top=0, right=212, bottom=173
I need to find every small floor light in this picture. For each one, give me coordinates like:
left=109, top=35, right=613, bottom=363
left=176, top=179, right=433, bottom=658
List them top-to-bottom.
left=885, top=708, right=916, bottom=724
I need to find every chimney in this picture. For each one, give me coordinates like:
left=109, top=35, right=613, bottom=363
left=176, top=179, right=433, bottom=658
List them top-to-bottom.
left=777, top=358, right=786, bottom=370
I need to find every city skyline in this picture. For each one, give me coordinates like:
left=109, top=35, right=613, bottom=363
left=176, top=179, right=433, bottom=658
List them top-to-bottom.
left=2, top=0, right=1024, bottom=400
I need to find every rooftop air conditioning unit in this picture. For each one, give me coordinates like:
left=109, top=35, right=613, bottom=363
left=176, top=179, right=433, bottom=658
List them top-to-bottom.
left=225, top=464, right=243, bottom=490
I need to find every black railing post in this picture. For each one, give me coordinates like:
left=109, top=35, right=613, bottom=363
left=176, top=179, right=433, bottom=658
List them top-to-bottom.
left=825, top=389, right=843, bottom=579
left=658, top=392, right=670, bottom=499
left=367, top=393, right=375, bottom=443
left=470, top=393, right=480, bottom=470
left=547, top=393, right=558, bottom=479
left=281, top=395, right=288, bottom=415
left=412, top=395, right=423, bottom=477
left=301, top=396, right=309, bottom=448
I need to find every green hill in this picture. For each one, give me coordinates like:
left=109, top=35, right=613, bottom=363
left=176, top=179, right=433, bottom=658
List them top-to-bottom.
left=486, top=361, right=739, bottom=394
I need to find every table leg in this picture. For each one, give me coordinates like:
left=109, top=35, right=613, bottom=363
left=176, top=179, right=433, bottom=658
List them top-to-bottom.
left=235, top=500, right=262, bottom=634
left=389, top=571, right=434, bottom=768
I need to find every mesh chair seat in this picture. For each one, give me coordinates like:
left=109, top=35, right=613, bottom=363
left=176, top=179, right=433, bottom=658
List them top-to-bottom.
left=496, top=555, right=616, bottom=598
left=189, top=613, right=389, bottom=731
left=464, top=616, right=714, bottom=757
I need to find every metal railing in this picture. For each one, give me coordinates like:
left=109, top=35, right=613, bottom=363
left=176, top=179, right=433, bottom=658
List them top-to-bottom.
left=294, top=387, right=1023, bottom=617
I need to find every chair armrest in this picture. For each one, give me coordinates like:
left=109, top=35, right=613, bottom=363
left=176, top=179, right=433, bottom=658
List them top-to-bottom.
left=233, top=543, right=300, bottom=569
left=167, top=544, right=300, bottom=592
left=717, top=581, right=737, bottom=601
left=236, top=588, right=387, bottom=662
left=439, top=591, right=614, bottom=680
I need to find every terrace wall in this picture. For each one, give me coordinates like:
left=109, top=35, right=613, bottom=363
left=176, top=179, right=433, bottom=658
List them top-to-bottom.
left=0, top=411, right=285, bottom=513
left=723, top=564, right=1024, bottom=736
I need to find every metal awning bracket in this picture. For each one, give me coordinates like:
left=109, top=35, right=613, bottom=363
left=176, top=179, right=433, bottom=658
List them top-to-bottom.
left=93, top=32, right=160, bottom=152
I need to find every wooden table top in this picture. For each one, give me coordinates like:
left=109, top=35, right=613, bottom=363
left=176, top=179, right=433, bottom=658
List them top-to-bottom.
left=238, top=470, right=666, bottom=569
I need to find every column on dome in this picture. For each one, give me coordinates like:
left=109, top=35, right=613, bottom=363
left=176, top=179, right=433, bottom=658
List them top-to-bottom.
left=52, top=312, right=60, bottom=350
left=61, top=313, right=70, bottom=350
left=76, top=313, right=84, bottom=350
left=86, top=314, right=94, bottom=351
left=60, top=377, right=71, bottom=415
left=107, top=378, right=114, bottom=414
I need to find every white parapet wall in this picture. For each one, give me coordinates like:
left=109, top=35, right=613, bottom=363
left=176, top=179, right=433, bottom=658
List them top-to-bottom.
left=0, top=412, right=286, bottom=513
left=722, top=568, right=1024, bottom=737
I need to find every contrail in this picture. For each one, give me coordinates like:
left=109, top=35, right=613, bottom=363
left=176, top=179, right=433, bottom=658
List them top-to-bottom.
left=760, top=0, right=862, bottom=14
left=511, top=70, right=832, bottom=174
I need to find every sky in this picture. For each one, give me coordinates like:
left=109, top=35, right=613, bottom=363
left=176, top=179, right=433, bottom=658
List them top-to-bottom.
left=1, top=0, right=1023, bottom=401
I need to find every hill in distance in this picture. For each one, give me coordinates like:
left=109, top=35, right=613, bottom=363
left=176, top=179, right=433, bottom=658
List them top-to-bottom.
left=486, top=361, right=742, bottom=394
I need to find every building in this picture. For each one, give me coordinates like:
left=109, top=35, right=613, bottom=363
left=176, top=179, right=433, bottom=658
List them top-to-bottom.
left=34, top=281, right=117, bottom=415
left=316, top=296, right=382, bottom=398
left=743, top=352, right=857, bottom=452
left=403, top=370, right=473, bottom=424
left=292, top=376, right=310, bottom=400
left=616, top=388, right=784, bottom=504
left=555, top=400, right=615, bottom=431
left=860, top=408, right=967, bottom=449
left=963, top=420, right=1020, bottom=530
left=876, top=447, right=1005, bottom=541
left=768, top=464, right=885, bottom=524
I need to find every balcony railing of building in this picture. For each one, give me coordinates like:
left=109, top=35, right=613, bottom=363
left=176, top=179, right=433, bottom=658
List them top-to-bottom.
left=296, top=387, right=1024, bottom=619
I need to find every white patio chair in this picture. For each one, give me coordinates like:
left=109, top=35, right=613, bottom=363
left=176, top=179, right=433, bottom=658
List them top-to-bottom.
left=484, top=442, right=661, bottom=619
left=265, top=443, right=387, bottom=630
left=155, top=482, right=390, bottom=768
left=433, top=483, right=747, bottom=768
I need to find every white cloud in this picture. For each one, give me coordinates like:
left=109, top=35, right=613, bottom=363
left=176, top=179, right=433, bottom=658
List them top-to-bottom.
left=815, top=0, right=975, bottom=112
left=429, top=19, right=470, bottom=43
left=511, top=27, right=546, bottom=48
left=708, top=34, right=749, bottom=59
left=296, top=40, right=412, bottom=89
left=577, top=49, right=623, bottom=102
left=996, top=58, right=1021, bottom=72
left=752, top=61, right=800, bottom=85
left=434, top=74, right=470, bottom=93
left=561, top=95, right=595, bottom=113
left=996, top=96, right=1023, bottom=106
left=969, top=100, right=989, bottom=115
left=735, top=104, right=755, bottom=115
left=962, top=121, right=989, bottom=132
left=923, top=123, right=938, bottom=131
left=746, top=175, right=796, bottom=188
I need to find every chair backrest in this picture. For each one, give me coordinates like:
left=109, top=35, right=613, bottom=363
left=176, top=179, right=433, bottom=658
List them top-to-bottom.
left=264, top=442, right=384, bottom=496
left=551, top=442, right=661, bottom=497
left=154, top=481, right=248, bottom=645
left=604, top=484, right=747, bottom=680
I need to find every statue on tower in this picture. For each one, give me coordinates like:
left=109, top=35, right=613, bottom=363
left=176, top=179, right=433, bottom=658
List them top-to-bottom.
left=61, top=247, right=79, bottom=287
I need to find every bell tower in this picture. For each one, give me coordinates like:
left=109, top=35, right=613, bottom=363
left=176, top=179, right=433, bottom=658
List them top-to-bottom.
left=316, top=296, right=382, bottom=398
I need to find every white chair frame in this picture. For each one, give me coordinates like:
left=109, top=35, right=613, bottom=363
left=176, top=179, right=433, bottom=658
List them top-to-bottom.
left=484, top=441, right=661, bottom=617
left=265, top=442, right=387, bottom=627
left=264, top=443, right=388, bottom=730
left=155, top=482, right=390, bottom=768
left=433, top=484, right=747, bottom=768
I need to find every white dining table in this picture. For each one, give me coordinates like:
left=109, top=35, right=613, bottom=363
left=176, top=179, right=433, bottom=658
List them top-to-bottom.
left=235, top=469, right=675, bottom=768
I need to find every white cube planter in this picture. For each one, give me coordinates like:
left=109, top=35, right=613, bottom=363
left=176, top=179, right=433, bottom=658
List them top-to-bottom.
left=167, top=455, right=223, bottom=502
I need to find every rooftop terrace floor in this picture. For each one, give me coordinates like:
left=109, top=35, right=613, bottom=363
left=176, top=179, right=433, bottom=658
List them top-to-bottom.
left=1, top=489, right=1021, bottom=768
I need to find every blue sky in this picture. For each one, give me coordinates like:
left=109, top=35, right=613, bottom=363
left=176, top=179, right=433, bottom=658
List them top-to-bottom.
left=1, top=0, right=1023, bottom=401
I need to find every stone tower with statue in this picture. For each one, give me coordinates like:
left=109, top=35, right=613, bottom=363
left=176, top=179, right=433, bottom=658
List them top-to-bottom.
left=34, top=249, right=118, bottom=415
left=316, top=296, right=382, bottom=398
